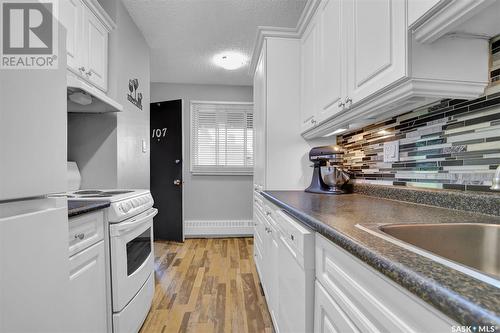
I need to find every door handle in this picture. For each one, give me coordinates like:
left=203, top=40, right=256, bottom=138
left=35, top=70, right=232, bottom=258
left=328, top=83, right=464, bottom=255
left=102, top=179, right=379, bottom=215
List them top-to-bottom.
left=173, top=179, right=181, bottom=186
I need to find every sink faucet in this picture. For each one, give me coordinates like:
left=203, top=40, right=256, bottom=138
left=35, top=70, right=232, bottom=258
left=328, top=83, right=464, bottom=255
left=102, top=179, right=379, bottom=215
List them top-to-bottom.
left=492, top=165, right=500, bottom=191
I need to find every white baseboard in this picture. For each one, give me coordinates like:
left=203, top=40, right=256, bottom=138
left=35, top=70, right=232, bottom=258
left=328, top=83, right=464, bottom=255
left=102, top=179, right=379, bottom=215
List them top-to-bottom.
left=184, top=220, right=254, bottom=237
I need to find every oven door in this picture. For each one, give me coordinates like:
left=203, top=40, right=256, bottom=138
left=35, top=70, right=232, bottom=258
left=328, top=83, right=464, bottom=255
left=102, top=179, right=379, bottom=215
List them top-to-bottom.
left=110, top=208, right=158, bottom=312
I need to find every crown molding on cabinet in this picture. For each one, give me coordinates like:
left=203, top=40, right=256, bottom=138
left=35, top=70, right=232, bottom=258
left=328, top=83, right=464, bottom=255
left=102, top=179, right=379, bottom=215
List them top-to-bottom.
left=82, top=0, right=117, bottom=31
left=248, top=0, right=321, bottom=75
left=411, top=0, right=495, bottom=44
left=301, top=78, right=486, bottom=139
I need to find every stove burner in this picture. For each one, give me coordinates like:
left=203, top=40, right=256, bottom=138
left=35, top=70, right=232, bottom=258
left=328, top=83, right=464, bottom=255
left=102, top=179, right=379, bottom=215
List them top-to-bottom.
left=74, top=190, right=104, bottom=195
left=102, top=190, right=135, bottom=195
left=51, top=194, right=76, bottom=198
left=79, top=194, right=113, bottom=198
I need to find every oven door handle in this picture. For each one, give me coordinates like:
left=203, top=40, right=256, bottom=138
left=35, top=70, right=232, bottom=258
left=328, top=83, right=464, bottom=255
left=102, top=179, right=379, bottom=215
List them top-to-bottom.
left=110, top=208, right=158, bottom=236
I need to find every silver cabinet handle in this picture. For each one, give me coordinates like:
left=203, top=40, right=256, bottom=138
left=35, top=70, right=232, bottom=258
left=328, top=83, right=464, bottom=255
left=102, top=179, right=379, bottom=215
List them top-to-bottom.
left=78, top=66, right=86, bottom=72
left=86, top=71, right=92, bottom=77
left=345, top=97, right=352, bottom=107
left=338, top=101, right=345, bottom=109
left=310, top=118, right=317, bottom=125
left=265, top=211, right=271, bottom=216
left=74, top=233, right=85, bottom=240
left=290, top=234, right=295, bottom=241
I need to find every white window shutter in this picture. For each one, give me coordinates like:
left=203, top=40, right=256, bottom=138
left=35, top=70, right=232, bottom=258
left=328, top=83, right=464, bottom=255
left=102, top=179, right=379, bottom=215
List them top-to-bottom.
left=191, top=101, right=254, bottom=175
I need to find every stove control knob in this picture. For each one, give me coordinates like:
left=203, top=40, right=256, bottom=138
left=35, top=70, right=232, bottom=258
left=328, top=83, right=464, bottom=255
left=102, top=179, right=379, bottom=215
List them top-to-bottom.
left=121, top=202, right=131, bottom=213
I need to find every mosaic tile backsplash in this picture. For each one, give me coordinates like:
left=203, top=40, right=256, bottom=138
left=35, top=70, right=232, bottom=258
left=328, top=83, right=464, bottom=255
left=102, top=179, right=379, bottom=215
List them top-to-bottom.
left=337, top=92, right=500, bottom=192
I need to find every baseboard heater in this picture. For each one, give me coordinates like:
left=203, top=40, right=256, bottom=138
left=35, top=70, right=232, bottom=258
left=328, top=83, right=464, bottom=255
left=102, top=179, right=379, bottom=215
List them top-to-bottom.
left=184, top=220, right=254, bottom=237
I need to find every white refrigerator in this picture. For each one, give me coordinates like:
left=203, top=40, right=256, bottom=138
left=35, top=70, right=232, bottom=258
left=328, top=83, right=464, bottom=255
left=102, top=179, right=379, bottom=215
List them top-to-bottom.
left=0, top=14, right=70, bottom=332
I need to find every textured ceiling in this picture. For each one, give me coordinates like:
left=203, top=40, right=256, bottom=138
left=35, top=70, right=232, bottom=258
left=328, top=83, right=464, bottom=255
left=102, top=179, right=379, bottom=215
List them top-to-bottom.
left=122, top=0, right=307, bottom=86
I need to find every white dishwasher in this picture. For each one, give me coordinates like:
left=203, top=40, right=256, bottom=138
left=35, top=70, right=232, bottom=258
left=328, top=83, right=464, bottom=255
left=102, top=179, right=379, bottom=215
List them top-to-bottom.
left=275, top=209, right=316, bottom=333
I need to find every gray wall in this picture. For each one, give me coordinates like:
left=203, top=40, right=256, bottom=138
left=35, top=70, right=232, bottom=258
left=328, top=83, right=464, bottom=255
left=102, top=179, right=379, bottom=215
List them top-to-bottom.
left=68, top=0, right=150, bottom=189
left=115, top=1, right=151, bottom=189
left=150, top=83, right=253, bottom=221
left=68, top=114, right=118, bottom=189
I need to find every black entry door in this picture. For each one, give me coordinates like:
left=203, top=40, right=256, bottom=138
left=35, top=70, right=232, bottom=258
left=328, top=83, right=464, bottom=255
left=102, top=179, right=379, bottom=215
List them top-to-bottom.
left=150, top=100, right=183, bottom=242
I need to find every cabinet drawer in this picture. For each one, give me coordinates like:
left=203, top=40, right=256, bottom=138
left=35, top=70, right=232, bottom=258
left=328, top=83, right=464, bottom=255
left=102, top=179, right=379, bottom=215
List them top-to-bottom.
left=254, top=193, right=265, bottom=215
left=261, top=199, right=281, bottom=231
left=254, top=210, right=266, bottom=249
left=275, top=210, right=314, bottom=269
left=68, top=211, right=104, bottom=257
left=315, top=234, right=456, bottom=332
left=254, top=237, right=264, bottom=277
left=315, top=281, right=358, bottom=333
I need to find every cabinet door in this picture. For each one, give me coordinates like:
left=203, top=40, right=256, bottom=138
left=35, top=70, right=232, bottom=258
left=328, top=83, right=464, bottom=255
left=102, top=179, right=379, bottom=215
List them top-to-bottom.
left=59, top=0, right=84, bottom=73
left=317, top=0, right=345, bottom=122
left=346, top=0, right=407, bottom=106
left=84, top=11, right=109, bottom=91
left=300, top=16, right=319, bottom=132
left=253, top=42, right=267, bottom=188
left=253, top=208, right=266, bottom=277
left=268, top=224, right=280, bottom=331
left=68, top=241, right=108, bottom=333
left=314, top=281, right=359, bottom=333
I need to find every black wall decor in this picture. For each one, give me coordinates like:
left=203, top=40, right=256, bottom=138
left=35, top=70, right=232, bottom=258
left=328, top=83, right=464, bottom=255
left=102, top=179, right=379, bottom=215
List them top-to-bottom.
left=127, top=78, right=143, bottom=110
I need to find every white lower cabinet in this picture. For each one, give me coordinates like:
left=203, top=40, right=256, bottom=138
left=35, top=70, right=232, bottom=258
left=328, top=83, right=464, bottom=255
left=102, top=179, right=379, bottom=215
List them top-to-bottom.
left=254, top=196, right=315, bottom=333
left=254, top=197, right=459, bottom=333
left=257, top=204, right=281, bottom=331
left=68, top=211, right=109, bottom=333
left=314, top=234, right=457, bottom=333
left=68, top=240, right=108, bottom=333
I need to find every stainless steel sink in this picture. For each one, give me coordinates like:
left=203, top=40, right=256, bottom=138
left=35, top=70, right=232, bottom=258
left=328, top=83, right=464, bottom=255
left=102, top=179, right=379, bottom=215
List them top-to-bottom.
left=379, top=223, right=500, bottom=279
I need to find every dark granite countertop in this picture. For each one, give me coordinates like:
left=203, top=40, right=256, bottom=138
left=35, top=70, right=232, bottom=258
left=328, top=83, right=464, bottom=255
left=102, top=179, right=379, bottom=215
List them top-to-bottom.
left=261, top=190, right=500, bottom=327
left=68, top=200, right=110, bottom=217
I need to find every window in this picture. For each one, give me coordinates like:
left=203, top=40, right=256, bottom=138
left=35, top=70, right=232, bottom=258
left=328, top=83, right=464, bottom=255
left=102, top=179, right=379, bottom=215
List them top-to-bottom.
left=191, top=101, right=253, bottom=175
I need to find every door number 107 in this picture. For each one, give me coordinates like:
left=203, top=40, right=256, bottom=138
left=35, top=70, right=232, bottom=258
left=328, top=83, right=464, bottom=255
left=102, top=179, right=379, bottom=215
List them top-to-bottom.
left=152, top=128, right=167, bottom=138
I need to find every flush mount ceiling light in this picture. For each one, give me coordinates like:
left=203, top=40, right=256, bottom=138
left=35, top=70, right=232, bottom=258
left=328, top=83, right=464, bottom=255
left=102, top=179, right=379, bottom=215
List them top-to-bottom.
left=213, top=52, right=248, bottom=70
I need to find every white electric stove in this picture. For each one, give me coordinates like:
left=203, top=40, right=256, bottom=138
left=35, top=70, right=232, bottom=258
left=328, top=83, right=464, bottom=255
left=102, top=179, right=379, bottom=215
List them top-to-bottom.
left=65, top=188, right=157, bottom=333
left=65, top=189, right=155, bottom=223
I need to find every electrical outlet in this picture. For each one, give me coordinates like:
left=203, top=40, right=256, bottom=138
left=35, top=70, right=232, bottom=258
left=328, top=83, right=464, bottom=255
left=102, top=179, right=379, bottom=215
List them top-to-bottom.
left=383, top=140, right=399, bottom=162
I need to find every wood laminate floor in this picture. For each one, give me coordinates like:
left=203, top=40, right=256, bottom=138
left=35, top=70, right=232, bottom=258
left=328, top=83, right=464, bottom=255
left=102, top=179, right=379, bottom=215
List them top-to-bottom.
left=139, top=238, right=274, bottom=333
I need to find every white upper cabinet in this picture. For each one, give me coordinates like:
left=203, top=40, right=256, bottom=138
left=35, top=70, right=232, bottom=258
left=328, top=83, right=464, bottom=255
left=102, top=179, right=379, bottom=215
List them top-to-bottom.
left=60, top=0, right=115, bottom=92
left=60, top=0, right=84, bottom=72
left=300, top=0, right=489, bottom=138
left=317, top=0, right=345, bottom=123
left=345, top=0, right=406, bottom=106
left=410, top=0, right=497, bottom=43
left=84, top=10, right=109, bottom=91
left=300, top=17, right=319, bottom=132
left=252, top=37, right=311, bottom=191
left=253, top=41, right=267, bottom=190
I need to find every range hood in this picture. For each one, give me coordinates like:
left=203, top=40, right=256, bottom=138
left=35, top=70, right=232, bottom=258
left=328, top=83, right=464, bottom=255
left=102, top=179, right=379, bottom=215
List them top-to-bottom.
left=67, top=72, right=123, bottom=113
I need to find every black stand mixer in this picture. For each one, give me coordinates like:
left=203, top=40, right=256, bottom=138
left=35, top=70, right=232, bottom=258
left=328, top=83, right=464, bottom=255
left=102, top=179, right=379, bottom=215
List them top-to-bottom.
left=305, top=145, right=351, bottom=194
